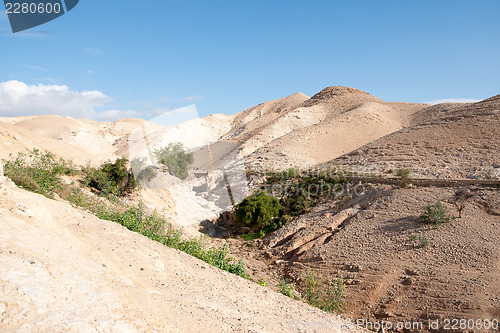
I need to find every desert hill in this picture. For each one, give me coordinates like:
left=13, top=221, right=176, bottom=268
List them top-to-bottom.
left=0, top=86, right=429, bottom=172
left=1, top=86, right=499, bottom=332
left=229, top=87, right=427, bottom=170
left=253, top=93, right=500, bottom=329
left=329, top=95, right=500, bottom=179
left=0, top=115, right=143, bottom=165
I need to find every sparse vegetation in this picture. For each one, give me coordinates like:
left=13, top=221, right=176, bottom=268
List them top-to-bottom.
left=155, top=142, right=194, bottom=180
left=3, top=149, right=74, bottom=198
left=3, top=150, right=247, bottom=278
left=84, top=158, right=137, bottom=197
left=397, top=168, right=413, bottom=187
left=420, top=200, right=454, bottom=226
left=304, top=270, right=345, bottom=313
left=279, top=276, right=297, bottom=299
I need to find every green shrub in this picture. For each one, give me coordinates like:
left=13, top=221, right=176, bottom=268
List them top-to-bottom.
left=155, top=142, right=194, bottom=180
left=3, top=149, right=74, bottom=198
left=85, top=158, right=136, bottom=197
left=397, top=168, right=413, bottom=187
left=235, top=191, right=281, bottom=232
left=420, top=200, right=454, bottom=226
left=305, top=271, right=345, bottom=313
left=279, top=276, right=297, bottom=299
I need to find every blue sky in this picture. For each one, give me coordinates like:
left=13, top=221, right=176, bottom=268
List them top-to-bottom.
left=1, top=0, right=499, bottom=121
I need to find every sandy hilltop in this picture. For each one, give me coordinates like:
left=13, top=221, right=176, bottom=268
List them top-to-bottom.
left=1, top=86, right=499, bottom=332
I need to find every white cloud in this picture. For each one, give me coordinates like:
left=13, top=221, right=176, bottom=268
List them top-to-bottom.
left=87, top=69, right=94, bottom=75
left=0, top=80, right=135, bottom=121
left=425, top=98, right=481, bottom=105
left=95, top=109, right=139, bottom=121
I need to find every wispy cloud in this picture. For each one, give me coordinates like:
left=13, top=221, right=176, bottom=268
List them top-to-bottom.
left=84, top=47, right=107, bottom=56
left=24, top=64, right=49, bottom=72
left=87, top=69, right=95, bottom=75
left=38, top=77, right=62, bottom=84
left=159, top=95, right=205, bottom=103
left=180, top=95, right=205, bottom=102
left=425, top=98, right=481, bottom=105
left=96, top=109, right=139, bottom=121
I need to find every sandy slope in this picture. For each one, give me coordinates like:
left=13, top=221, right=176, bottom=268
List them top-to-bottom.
left=224, top=87, right=427, bottom=170
left=329, top=95, right=500, bottom=179
left=0, top=115, right=142, bottom=166
left=0, top=174, right=364, bottom=333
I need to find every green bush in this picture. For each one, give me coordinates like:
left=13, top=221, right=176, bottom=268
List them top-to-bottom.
left=155, top=142, right=194, bottom=180
left=3, top=149, right=74, bottom=198
left=85, top=158, right=136, bottom=197
left=235, top=191, right=281, bottom=232
left=420, top=200, right=454, bottom=226
left=305, top=271, right=345, bottom=313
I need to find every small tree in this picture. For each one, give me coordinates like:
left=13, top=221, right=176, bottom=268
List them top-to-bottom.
left=155, top=142, right=194, bottom=180
left=452, top=190, right=472, bottom=218
left=235, top=191, right=281, bottom=232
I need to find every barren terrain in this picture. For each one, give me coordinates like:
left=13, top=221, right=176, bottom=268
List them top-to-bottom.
left=1, top=86, right=499, bottom=332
